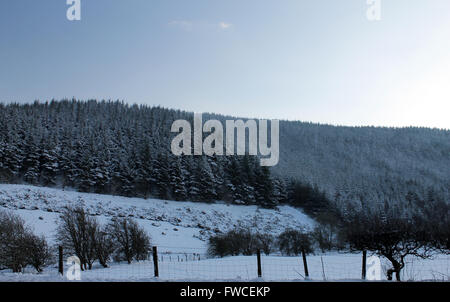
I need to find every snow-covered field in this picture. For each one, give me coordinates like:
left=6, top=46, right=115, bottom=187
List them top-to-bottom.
left=0, top=184, right=448, bottom=282
left=0, top=254, right=448, bottom=282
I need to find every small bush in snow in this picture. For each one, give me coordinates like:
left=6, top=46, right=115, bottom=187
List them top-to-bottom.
left=277, top=228, right=313, bottom=256
left=208, top=229, right=274, bottom=257
left=24, top=233, right=53, bottom=272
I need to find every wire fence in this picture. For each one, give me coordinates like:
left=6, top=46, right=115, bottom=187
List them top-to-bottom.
left=63, top=247, right=450, bottom=282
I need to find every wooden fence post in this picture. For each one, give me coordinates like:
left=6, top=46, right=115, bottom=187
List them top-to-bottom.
left=58, top=246, right=64, bottom=275
left=153, top=246, right=159, bottom=278
left=257, top=249, right=262, bottom=278
left=302, top=249, right=309, bottom=280
left=362, top=250, right=367, bottom=280
left=320, top=256, right=326, bottom=281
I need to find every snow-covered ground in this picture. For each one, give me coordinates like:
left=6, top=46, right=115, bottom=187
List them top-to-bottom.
left=0, top=184, right=448, bottom=282
left=0, top=253, right=448, bottom=282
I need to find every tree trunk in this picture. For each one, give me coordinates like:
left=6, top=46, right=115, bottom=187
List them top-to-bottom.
left=99, top=257, right=108, bottom=268
left=387, top=259, right=402, bottom=281
left=395, top=270, right=401, bottom=281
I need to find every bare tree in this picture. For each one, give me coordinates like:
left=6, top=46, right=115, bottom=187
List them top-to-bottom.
left=56, top=207, right=97, bottom=270
left=341, top=207, right=435, bottom=281
left=0, top=210, right=52, bottom=273
left=0, top=211, right=29, bottom=272
left=312, top=212, right=342, bottom=252
left=107, top=218, right=151, bottom=264
left=91, top=226, right=115, bottom=268
left=277, top=228, right=313, bottom=256
left=208, top=229, right=275, bottom=257
left=24, top=233, right=53, bottom=273
left=254, top=233, right=274, bottom=255
left=208, top=234, right=229, bottom=258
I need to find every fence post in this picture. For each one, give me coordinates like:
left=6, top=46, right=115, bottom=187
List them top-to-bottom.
left=58, top=246, right=64, bottom=276
left=152, top=246, right=159, bottom=278
left=257, top=249, right=262, bottom=278
left=302, top=249, right=309, bottom=280
left=362, top=250, right=367, bottom=280
left=320, top=256, right=326, bottom=281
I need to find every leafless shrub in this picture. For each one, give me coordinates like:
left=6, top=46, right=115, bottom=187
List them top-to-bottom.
left=57, top=207, right=99, bottom=270
left=0, top=210, right=52, bottom=273
left=107, top=218, right=151, bottom=264
left=277, top=228, right=313, bottom=256
left=208, top=229, right=274, bottom=257
left=24, top=233, right=53, bottom=272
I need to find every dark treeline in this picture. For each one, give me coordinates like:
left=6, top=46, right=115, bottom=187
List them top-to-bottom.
left=0, top=99, right=331, bottom=212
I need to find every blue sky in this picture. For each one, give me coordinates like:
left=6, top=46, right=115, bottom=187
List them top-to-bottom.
left=1, top=0, right=449, bottom=128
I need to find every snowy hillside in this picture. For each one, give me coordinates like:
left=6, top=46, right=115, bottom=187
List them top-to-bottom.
left=2, top=101, right=449, bottom=211
left=0, top=184, right=315, bottom=252
left=1, top=184, right=448, bottom=282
